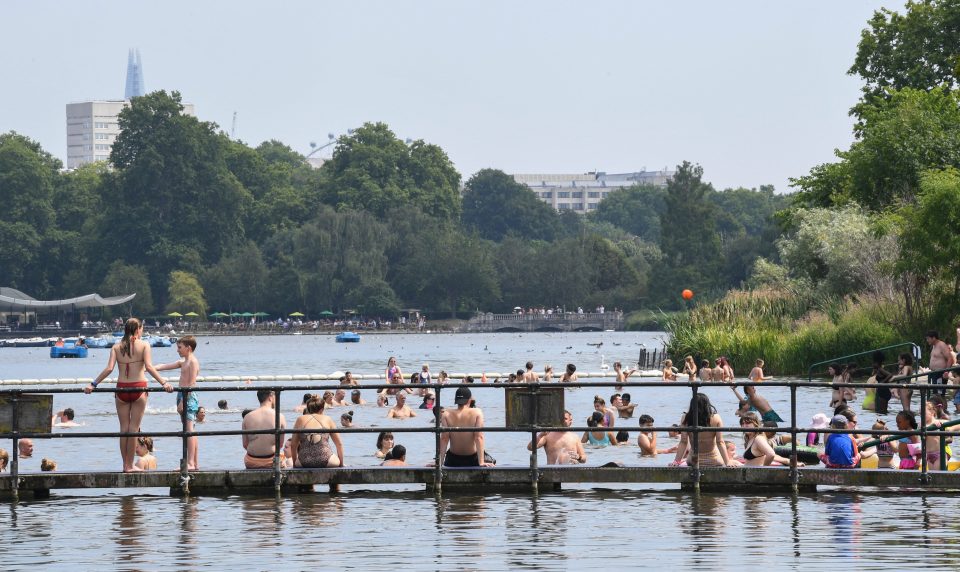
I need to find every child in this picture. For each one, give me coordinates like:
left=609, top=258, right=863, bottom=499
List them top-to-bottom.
left=156, top=335, right=201, bottom=470
left=682, top=356, right=697, bottom=381
left=662, top=359, right=678, bottom=381
left=749, top=359, right=770, bottom=383
left=895, top=410, right=921, bottom=470
left=806, top=413, right=830, bottom=446
left=819, top=415, right=860, bottom=468
left=872, top=420, right=898, bottom=469
left=135, top=436, right=157, bottom=470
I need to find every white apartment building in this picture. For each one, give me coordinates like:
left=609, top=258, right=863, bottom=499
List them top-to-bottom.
left=65, top=100, right=195, bottom=169
left=514, top=170, right=673, bottom=212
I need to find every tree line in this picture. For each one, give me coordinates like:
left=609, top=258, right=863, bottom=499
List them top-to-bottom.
left=1, top=94, right=785, bottom=319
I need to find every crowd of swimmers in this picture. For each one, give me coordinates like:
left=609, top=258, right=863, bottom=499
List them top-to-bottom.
left=9, top=320, right=960, bottom=474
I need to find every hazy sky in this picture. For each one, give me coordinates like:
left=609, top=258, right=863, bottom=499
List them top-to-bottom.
left=4, top=1, right=903, bottom=193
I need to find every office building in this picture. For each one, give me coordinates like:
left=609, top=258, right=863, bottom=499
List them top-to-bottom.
left=513, top=170, right=674, bottom=212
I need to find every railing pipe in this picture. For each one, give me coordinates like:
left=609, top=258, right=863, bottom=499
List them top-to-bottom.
left=806, top=342, right=921, bottom=382
left=789, top=381, right=798, bottom=490
left=179, top=388, right=190, bottom=495
left=274, top=389, right=282, bottom=494
left=11, top=392, right=19, bottom=502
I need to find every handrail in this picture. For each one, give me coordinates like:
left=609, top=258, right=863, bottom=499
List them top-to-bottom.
left=806, top=342, right=922, bottom=382
left=5, top=377, right=959, bottom=497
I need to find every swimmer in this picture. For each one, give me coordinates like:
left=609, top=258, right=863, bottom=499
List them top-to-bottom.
left=682, top=356, right=697, bottom=381
left=719, top=356, right=735, bottom=382
left=662, top=359, right=678, bottom=381
left=748, top=359, right=770, bottom=383
left=699, top=360, right=713, bottom=382
left=523, top=361, right=540, bottom=382
left=613, top=361, right=636, bottom=391
left=559, top=364, right=578, bottom=383
left=544, top=365, right=554, bottom=382
left=731, top=383, right=784, bottom=423
left=440, top=387, right=493, bottom=467
left=332, top=388, right=348, bottom=407
left=241, top=390, right=286, bottom=469
left=350, top=390, right=367, bottom=405
left=387, top=392, right=417, bottom=419
left=294, top=393, right=312, bottom=414
left=611, top=393, right=636, bottom=419
left=290, top=395, right=344, bottom=468
left=218, top=399, right=229, bottom=410
left=196, top=406, right=206, bottom=424
left=52, top=408, right=80, bottom=428
left=340, top=410, right=354, bottom=428
left=528, top=410, right=587, bottom=464
left=582, top=412, right=620, bottom=447
left=637, top=414, right=674, bottom=455
left=375, top=432, right=394, bottom=459
left=135, top=436, right=157, bottom=470
left=382, top=444, right=408, bottom=466
left=0, top=448, right=7, bottom=472
left=40, top=458, right=57, bottom=472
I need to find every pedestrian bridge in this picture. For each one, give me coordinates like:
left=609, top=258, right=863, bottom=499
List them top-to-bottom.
left=462, top=312, right=623, bottom=332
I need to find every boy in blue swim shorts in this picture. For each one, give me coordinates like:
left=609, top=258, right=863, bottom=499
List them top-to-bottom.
left=157, top=335, right=201, bottom=470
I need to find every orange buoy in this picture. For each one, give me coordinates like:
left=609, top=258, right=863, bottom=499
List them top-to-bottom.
left=682, top=289, right=694, bottom=300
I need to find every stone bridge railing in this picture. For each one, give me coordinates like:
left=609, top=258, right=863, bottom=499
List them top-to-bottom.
left=461, top=312, right=623, bottom=332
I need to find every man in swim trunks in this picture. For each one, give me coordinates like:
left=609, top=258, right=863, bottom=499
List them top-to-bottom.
left=926, top=330, right=955, bottom=395
left=157, top=335, right=201, bottom=470
left=522, top=362, right=540, bottom=382
left=731, top=383, right=784, bottom=423
left=440, top=387, right=493, bottom=467
left=242, top=389, right=287, bottom=469
left=387, top=392, right=417, bottom=419
left=527, top=410, right=587, bottom=464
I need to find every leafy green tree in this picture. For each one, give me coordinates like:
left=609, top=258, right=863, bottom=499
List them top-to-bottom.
left=850, top=0, right=960, bottom=107
left=102, top=91, right=252, bottom=307
left=321, top=122, right=461, bottom=221
left=653, top=162, right=723, bottom=306
left=897, top=168, right=960, bottom=296
left=461, top=169, right=561, bottom=241
left=588, top=184, right=666, bottom=242
left=201, top=242, right=268, bottom=313
left=101, top=261, right=155, bottom=316
left=166, top=271, right=207, bottom=316
left=344, top=279, right=401, bottom=318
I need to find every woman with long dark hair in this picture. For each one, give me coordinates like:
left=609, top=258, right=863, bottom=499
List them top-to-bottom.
left=84, top=318, right=172, bottom=472
left=669, top=393, right=738, bottom=467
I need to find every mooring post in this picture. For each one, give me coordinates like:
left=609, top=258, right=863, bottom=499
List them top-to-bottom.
left=790, top=382, right=798, bottom=492
left=433, top=385, right=442, bottom=497
left=179, top=388, right=190, bottom=496
left=273, top=388, right=283, bottom=495
left=10, top=392, right=20, bottom=503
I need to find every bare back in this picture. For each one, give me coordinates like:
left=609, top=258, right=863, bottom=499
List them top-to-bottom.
left=114, top=340, right=149, bottom=382
left=442, top=407, right=484, bottom=455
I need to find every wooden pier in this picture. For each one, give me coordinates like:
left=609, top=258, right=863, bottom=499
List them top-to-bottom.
left=4, top=466, right=960, bottom=499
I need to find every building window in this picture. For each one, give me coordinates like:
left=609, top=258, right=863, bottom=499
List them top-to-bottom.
left=84, top=144, right=92, bottom=151
left=95, top=144, right=111, bottom=151
left=541, top=191, right=552, bottom=198
left=557, top=191, right=570, bottom=198
left=572, top=191, right=583, bottom=198
left=588, top=191, right=601, bottom=198
left=558, top=203, right=572, bottom=210
left=588, top=203, right=598, bottom=210
left=573, top=204, right=584, bottom=210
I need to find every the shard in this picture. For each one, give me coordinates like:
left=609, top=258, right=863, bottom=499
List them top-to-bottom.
left=124, top=48, right=145, bottom=99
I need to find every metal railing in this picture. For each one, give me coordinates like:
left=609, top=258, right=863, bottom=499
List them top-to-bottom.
left=806, top=342, right=922, bottom=382
left=3, top=374, right=959, bottom=499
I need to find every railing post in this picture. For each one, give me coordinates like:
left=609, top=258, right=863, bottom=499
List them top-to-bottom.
left=789, top=382, right=798, bottom=492
left=530, top=383, right=539, bottom=494
left=690, top=383, right=700, bottom=492
left=433, top=386, right=442, bottom=496
left=919, top=387, right=929, bottom=483
left=179, top=388, right=190, bottom=496
left=273, top=388, right=283, bottom=494
left=10, top=392, right=19, bottom=502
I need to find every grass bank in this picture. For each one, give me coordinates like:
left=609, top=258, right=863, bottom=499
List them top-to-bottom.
left=665, top=289, right=905, bottom=376
left=625, top=309, right=684, bottom=331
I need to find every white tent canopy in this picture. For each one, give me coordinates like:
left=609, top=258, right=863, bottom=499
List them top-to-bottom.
left=0, top=287, right=135, bottom=311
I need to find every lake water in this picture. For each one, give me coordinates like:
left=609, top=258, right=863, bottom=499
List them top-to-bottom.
left=2, top=332, right=960, bottom=570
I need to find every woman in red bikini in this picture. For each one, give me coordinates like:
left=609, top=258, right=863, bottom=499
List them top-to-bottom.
left=84, top=318, right=173, bottom=472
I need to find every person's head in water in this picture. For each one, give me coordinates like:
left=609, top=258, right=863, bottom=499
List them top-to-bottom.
left=566, top=364, right=576, bottom=375
left=351, top=389, right=363, bottom=404
left=305, top=395, right=325, bottom=415
left=218, top=399, right=228, bottom=410
left=341, top=410, right=354, bottom=427
left=587, top=411, right=605, bottom=428
left=377, top=432, right=394, bottom=452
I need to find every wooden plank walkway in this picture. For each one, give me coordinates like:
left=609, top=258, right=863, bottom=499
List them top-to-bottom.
left=3, top=466, right=960, bottom=498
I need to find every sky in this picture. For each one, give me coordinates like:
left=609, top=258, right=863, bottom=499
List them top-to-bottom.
left=3, top=1, right=904, bottom=193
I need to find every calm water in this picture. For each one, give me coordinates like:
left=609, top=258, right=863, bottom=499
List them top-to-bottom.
left=3, top=332, right=960, bottom=570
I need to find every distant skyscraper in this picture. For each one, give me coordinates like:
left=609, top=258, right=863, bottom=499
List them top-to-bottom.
left=124, top=49, right=145, bottom=99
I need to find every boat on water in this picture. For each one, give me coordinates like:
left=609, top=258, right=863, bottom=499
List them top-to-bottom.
left=335, top=331, right=361, bottom=343
left=143, top=334, right=174, bottom=348
left=84, top=335, right=116, bottom=348
left=1, top=337, right=56, bottom=348
left=50, top=343, right=88, bottom=358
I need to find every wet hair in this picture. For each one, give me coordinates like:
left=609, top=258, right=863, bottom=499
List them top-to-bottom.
left=119, top=317, right=141, bottom=358
left=177, top=335, right=197, bottom=351
left=899, top=352, right=913, bottom=366
left=701, top=359, right=710, bottom=368
left=756, top=359, right=764, bottom=367
left=526, top=361, right=534, bottom=370
left=613, top=361, right=622, bottom=369
left=566, top=364, right=576, bottom=374
left=516, top=369, right=525, bottom=378
left=410, top=372, right=420, bottom=383
left=507, top=373, right=516, bottom=383
left=464, top=375, right=474, bottom=384
left=256, top=389, right=273, bottom=404
left=322, top=391, right=334, bottom=402
left=302, top=393, right=313, bottom=405
left=610, top=393, right=622, bottom=404
left=621, top=393, right=631, bottom=404
left=683, top=394, right=717, bottom=427
left=593, top=395, right=606, bottom=406
left=305, top=396, right=325, bottom=414
left=218, top=399, right=228, bottom=410
left=62, top=408, right=75, bottom=420
left=241, top=408, right=253, bottom=418
left=341, top=410, right=354, bottom=423
left=897, top=410, right=918, bottom=430
left=587, top=411, right=605, bottom=427
left=638, top=414, right=654, bottom=425
left=740, top=414, right=761, bottom=446
left=616, top=430, right=629, bottom=443
left=376, top=431, right=394, bottom=450
left=137, top=436, right=154, bottom=452
left=390, top=444, right=406, bottom=459
left=41, top=458, right=57, bottom=471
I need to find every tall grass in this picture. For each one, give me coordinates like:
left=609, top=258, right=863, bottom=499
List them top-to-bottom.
left=666, top=289, right=903, bottom=375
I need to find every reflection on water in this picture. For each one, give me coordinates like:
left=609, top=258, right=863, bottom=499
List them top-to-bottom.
left=3, top=489, right=960, bottom=570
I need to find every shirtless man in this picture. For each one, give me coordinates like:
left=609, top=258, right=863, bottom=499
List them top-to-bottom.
left=926, top=330, right=956, bottom=395
left=156, top=335, right=201, bottom=470
left=712, top=359, right=725, bottom=382
left=699, top=360, right=713, bottom=382
left=522, top=361, right=540, bottom=383
left=613, top=361, right=635, bottom=391
left=339, top=371, right=358, bottom=387
left=731, top=384, right=784, bottom=423
left=439, top=387, right=492, bottom=467
left=331, top=388, right=348, bottom=407
left=242, top=389, right=286, bottom=469
left=387, top=392, right=417, bottom=419
left=611, top=393, right=636, bottom=419
left=51, top=408, right=80, bottom=428
left=527, top=410, right=587, bottom=464
left=637, top=414, right=676, bottom=456
left=382, top=444, right=408, bottom=466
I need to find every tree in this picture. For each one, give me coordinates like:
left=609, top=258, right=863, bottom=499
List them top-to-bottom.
left=850, top=0, right=960, bottom=107
left=102, top=91, right=252, bottom=308
left=321, top=122, right=461, bottom=221
left=653, top=162, right=723, bottom=306
left=897, top=168, right=960, bottom=297
left=461, top=169, right=561, bottom=241
left=588, top=184, right=666, bottom=242
left=201, top=242, right=268, bottom=312
left=101, top=261, right=155, bottom=316
left=166, top=271, right=207, bottom=316
left=344, top=279, right=401, bottom=318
